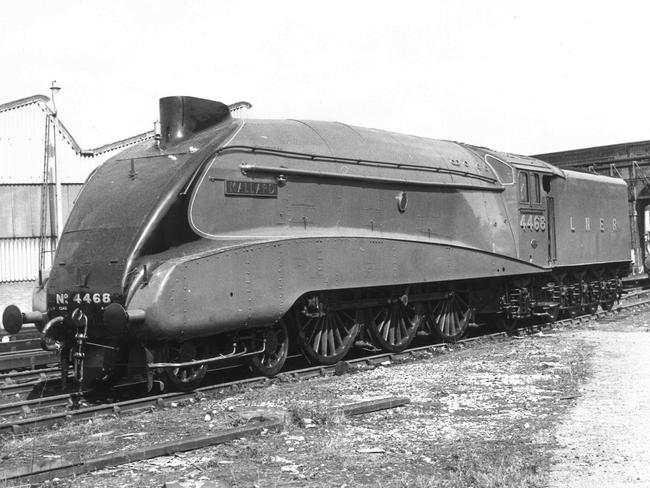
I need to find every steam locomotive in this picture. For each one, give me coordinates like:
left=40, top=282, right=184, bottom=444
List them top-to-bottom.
left=2, top=96, right=631, bottom=391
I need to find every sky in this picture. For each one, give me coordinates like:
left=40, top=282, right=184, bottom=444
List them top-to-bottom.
left=1, top=0, right=649, bottom=155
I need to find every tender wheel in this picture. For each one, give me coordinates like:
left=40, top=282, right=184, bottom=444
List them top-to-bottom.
left=425, top=292, right=470, bottom=341
left=293, top=298, right=359, bottom=365
left=367, top=299, right=421, bottom=352
left=601, top=299, right=615, bottom=311
left=582, top=302, right=598, bottom=315
left=545, top=305, right=560, bottom=323
left=562, top=306, right=579, bottom=319
left=495, top=314, right=519, bottom=332
left=249, top=319, right=289, bottom=377
left=164, top=341, right=208, bottom=391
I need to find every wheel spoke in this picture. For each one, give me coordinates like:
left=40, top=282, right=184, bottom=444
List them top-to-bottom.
left=456, top=294, right=469, bottom=310
left=433, top=302, right=444, bottom=326
left=438, top=302, right=449, bottom=334
left=441, top=302, right=450, bottom=335
left=452, top=302, right=462, bottom=333
left=449, top=310, right=457, bottom=335
left=340, top=311, right=355, bottom=327
left=382, top=311, right=391, bottom=341
left=333, top=313, right=346, bottom=338
left=395, top=316, right=403, bottom=343
left=305, top=317, right=318, bottom=345
left=321, top=318, right=329, bottom=355
left=328, top=326, right=336, bottom=355
left=334, top=326, right=344, bottom=347
left=312, top=327, right=323, bottom=353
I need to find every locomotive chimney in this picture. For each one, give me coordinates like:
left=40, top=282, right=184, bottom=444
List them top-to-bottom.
left=159, top=96, right=231, bottom=147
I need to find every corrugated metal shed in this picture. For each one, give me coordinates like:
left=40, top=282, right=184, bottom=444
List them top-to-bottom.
left=0, top=94, right=155, bottom=282
left=0, top=184, right=81, bottom=237
left=0, top=238, right=55, bottom=282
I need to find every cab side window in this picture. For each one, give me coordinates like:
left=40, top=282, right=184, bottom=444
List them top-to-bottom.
left=519, top=172, right=529, bottom=203
left=533, top=174, right=541, bottom=203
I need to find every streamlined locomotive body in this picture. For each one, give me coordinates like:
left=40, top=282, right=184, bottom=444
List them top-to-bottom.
left=2, top=96, right=631, bottom=390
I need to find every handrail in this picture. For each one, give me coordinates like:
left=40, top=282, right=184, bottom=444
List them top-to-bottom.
left=221, top=144, right=500, bottom=186
left=240, top=163, right=504, bottom=192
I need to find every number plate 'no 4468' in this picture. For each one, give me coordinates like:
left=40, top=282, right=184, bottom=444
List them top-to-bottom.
left=55, top=292, right=113, bottom=306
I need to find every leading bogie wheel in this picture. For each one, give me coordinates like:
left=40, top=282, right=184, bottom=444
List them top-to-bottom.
left=292, top=297, right=359, bottom=365
left=367, top=299, right=421, bottom=352
left=249, top=319, right=289, bottom=377
left=163, top=341, right=208, bottom=391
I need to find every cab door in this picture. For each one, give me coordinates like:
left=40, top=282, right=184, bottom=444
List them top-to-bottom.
left=517, top=171, right=550, bottom=266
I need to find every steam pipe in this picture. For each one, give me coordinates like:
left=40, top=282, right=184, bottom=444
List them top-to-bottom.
left=40, top=316, right=65, bottom=352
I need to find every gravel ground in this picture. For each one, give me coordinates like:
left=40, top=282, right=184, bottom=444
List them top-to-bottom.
left=2, top=307, right=649, bottom=487
left=548, top=312, right=650, bottom=487
left=2, top=328, right=587, bottom=487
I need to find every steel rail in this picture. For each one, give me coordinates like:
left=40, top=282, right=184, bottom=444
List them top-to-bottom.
left=2, top=296, right=648, bottom=435
left=0, top=328, right=40, bottom=342
left=0, top=337, right=44, bottom=354
left=0, top=349, right=58, bottom=372
left=0, top=366, right=58, bottom=382
left=0, top=371, right=62, bottom=399
left=0, top=380, right=56, bottom=398
left=0, top=390, right=81, bottom=417
left=4, top=396, right=409, bottom=484
left=6, top=418, right=284, bottom=483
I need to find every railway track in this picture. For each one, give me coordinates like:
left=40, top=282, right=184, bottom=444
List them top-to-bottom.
left=2, top=294, right=649, bottom=435
left=0, top=322, right=56, bottom=377
left=0, top=324, right=39, bottom=342
left=0, top=325, right=57, bottom=372
left=0, top=336, right=42, bottom=353
left=0, top=348, right=58, bottom=372
left=0, top=366, right=58, bottom=386
left=0, top=372, right=60, bottom=402
left=4, top=396, right=411, bottom=484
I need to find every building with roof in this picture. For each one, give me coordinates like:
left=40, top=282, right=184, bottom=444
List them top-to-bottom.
left=0, top=94, right=154, bottom=282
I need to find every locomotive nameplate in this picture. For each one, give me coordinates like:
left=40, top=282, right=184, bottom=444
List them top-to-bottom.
left=224, top=180, right=277, bottom=198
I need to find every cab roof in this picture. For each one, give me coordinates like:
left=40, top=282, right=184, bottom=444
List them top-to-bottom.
left=496, top=152, right=565, bottom=178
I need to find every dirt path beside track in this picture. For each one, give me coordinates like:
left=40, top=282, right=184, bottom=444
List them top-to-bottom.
left=549, top=315, right=650, bottom=487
